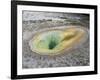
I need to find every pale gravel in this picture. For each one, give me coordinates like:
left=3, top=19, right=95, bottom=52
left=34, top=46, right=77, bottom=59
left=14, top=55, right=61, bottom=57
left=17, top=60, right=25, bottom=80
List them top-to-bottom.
left=22, top=11, right=89, bottom=68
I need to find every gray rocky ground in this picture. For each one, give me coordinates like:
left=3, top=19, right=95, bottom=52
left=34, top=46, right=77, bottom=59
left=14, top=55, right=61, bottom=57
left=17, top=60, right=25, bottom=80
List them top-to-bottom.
left=22, top=11, right=89, bottom=68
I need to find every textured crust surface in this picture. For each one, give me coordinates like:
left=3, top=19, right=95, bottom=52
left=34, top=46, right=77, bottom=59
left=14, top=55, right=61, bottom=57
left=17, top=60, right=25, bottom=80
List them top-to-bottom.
left=22, top=11, right=89, bottom=68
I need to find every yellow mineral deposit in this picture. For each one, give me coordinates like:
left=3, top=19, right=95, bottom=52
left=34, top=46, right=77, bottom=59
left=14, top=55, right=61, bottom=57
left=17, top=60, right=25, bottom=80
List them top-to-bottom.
left=29, top=26, right=88, bottom=56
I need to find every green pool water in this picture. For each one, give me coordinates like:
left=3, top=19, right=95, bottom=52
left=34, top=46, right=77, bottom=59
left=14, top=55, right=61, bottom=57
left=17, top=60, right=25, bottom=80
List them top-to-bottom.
left=33, top=31, right=63, bottom=51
